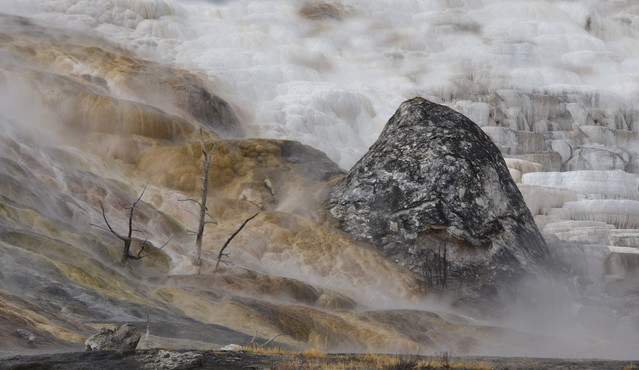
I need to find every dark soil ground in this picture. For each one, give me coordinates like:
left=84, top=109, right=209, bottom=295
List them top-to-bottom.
left=0, top=349, right=636, bottom=369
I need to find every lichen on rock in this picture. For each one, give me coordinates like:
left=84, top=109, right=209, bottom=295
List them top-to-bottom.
left=329, top=97, right=549, bottom=307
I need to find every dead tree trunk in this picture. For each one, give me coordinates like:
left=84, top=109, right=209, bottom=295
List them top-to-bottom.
left=180, top=128, right=217, bottom=267
left=195, top=129, right=216, bottom=265
left=94, top=184, right=168, bottom=265
left=426, top=246, right=449, bottom=290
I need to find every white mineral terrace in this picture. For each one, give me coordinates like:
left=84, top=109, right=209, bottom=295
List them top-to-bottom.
left=4, top=0, right=638, bottom=286
left=514, top=167, right=639, bottom=280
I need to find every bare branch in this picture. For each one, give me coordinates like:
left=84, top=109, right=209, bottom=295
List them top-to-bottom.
left=133, top=182, right=149, bottom=206
left=126, top=183, right=148, bottom=242
left=94, top=184, right=166, bottom=266
left=178, top=198, right=202, bottom=207
left=98, top=201, right=126, bottom=242
left=183, top=209, right=200, bottom=219
left=215, top=213, right=259, bottom=271
left=91, top=224, right=110, bottom=232
left=127, top=237, right=172, bottom=260
left=136, top=237, right=172, bottom=259
left=136, top=239, right=149, bottom=258
left=219, top=259, right=233, bottom=267
left=262, top=333, right=284, bottom=347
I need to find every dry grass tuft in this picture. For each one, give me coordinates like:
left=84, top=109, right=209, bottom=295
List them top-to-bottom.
left=243, top=344, right=293, bottom=356
left=241, top=346, right=492, bottom=369
left=302, top=347, right=326, bottom=358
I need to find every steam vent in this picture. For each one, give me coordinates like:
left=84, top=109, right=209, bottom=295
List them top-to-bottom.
left=329, top=97, right=549, bottom=304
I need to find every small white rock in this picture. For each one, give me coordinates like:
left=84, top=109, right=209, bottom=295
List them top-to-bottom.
left=220, top=344, right=243, bottom=352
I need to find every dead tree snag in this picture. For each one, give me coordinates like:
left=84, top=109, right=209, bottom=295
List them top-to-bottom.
left=180, top=128, right=217, bottom=267
left=94, top=184, right=168, bottom=265
left=214, top=212, right=259, bottom=272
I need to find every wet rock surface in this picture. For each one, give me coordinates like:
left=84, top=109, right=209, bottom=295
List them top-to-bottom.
left=0, top=13, right=242, bottom=140
left=329, top=98, right=550, bottom=304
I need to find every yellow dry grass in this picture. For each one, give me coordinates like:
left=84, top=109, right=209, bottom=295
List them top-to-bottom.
left=240, top=346, right=493, bottom=369
left=302, top=347, right=327, bottom=358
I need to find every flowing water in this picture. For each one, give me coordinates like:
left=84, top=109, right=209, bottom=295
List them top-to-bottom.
left=1, top=0, right=638, bottom=360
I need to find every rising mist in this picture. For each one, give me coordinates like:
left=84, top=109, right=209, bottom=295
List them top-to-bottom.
left=0, top=0, right=638, bottom=361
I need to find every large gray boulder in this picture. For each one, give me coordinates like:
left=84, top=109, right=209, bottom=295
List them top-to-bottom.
left=328, top=97, right=549, bottom=306
left=85, top=324, right=141, bottom=351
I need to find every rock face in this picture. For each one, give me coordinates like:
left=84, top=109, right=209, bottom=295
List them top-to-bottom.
left=329, top=97, right=549, bottom=303
left=85, top=324, right=141, bottom=351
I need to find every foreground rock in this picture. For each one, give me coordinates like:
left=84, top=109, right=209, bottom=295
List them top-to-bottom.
left=329, top=97, right=549, bottom=306
left=85, top=324, right=141, bottom=351
left=1, top=349, right=635, bottom=370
